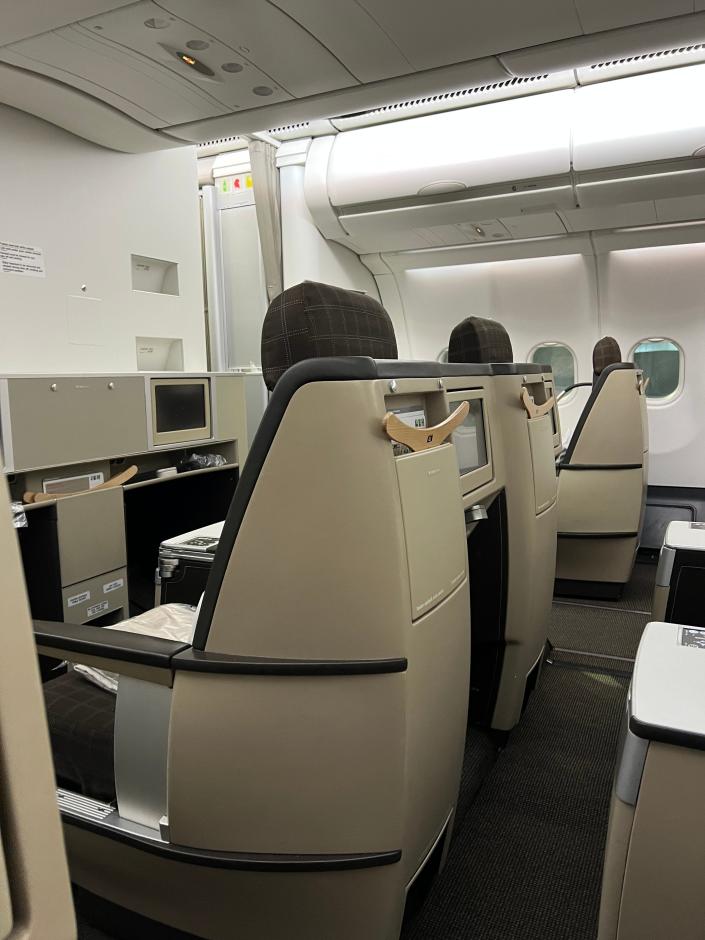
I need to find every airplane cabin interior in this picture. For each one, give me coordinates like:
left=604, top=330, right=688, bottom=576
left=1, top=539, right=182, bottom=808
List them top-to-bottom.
left=3, top=2, right=705, bottom=939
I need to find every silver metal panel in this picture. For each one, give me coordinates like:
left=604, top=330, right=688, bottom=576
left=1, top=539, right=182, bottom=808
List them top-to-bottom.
left=202, top=185, right=230, bottom=372
left=656, top=544, right=676, bottom=587
left=114, top=677, right=171, bottom=830
left=615, top=700, right=649, bottom=806
left=57, top=787, right=166, bottom=844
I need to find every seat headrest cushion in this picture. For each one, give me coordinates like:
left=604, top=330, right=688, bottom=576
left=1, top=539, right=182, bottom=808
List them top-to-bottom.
left=261, top=280, right=398, bottom=391
left=448, top=316, right=513, bottom=364
left=592, top=336, right=622, bottom=376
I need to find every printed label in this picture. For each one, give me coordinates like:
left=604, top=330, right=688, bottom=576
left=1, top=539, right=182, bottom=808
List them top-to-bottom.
left=1, top=241, right=45, bottom=277
left=103, top=578, right=124, bottom=595
left=67, top=591, right=90, bottom=608
left=87, top=601, right=109, bottom=618
left=680, top=627, right=705, bottom=650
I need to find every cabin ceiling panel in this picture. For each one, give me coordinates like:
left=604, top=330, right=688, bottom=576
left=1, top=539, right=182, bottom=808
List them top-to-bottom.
left=158, top=0, right=358, bottom=97
left=266, top=0, right=413, bottom=82
left=348, top=0, right=583, bottom=70
left=574, top=0, right=694, bottom=34
left=0, top=1, right=134, bottom=45
left=76, top=2, right=299, bottom=109
left=0, top=28, right=230, bottom=127
left=0, top=63, right=183, bottom=151
left=655, top=194, right=705, bottom=223
left=561, top=202, right=658, bottom=232
left=500, top=213, right=568, bottom=237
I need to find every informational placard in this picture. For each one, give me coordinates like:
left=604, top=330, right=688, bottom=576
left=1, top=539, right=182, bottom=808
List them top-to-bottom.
left=0, top=241, right=45, bottom=277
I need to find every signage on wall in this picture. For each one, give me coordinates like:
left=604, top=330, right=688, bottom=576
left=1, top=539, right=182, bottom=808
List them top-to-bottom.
left=216, top=174, right=255, bottom=209
left=0, top=240, right=45, bottom=277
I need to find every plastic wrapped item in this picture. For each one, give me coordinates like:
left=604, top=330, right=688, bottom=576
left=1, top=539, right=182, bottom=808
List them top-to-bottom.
left=176, top=452, right=228, bottom=473
left=11, top=501, right=27, bottom=528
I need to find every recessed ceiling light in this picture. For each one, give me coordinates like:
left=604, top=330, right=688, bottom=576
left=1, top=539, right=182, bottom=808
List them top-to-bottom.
left=144, top=17, right=170, bottom=29
left=186, top=39, right=209, bottom=50
left=176, top=52, right=215, bottom=76
left=221, top=62, right=244, bottom=73
left=253, top=85, right=274, bottom=96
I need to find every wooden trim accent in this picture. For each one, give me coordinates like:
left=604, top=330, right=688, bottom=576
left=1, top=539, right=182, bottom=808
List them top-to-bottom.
left=520, top=387, right=556, bottom=420
left=383, top=401, right=469, bottom=452
left=24, top=465, right=138, bottom=504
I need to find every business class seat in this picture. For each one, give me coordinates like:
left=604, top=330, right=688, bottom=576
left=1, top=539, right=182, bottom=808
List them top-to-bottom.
left=36, top=281, right=474, bottom=940
left=448, top=316, right=558, bottom=733
left=555, top=337, right=649, bottom=600
left=0, top=476, right=75, bottom=938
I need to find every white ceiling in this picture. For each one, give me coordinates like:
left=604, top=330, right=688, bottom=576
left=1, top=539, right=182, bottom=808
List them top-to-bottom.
left=1, top=0, right=705, bottom=150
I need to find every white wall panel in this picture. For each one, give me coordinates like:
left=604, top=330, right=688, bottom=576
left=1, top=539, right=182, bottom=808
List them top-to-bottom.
left=0, top=105, right=206, bottom=373
left=280, top=164, right=381, bottom=297
left=599, top=242, right=705, bottom=487
left=389, top=253, right=598, bottom=436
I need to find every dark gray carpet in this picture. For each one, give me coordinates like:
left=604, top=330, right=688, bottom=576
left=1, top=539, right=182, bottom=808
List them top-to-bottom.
left=549, top=602, right=649, bottom=661
left=404, top=663, right=628, bottom=940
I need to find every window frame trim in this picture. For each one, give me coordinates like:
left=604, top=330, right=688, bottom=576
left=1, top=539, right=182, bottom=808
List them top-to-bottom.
left=629, top=336, right=684, bottom=407
left=527, top=340, right=579, bottom=404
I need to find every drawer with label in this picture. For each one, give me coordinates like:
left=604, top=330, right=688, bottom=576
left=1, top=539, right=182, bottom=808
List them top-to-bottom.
left=62, top=567, right=128, bottom=624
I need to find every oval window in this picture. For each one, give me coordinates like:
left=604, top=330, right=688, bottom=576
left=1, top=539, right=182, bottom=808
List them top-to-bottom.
left=631, top=338, right=682, bottom=400
left=529, top=343, right=576, bottom=396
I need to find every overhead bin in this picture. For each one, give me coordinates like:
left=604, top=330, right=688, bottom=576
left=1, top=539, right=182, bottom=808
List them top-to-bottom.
left=304, top=59, right=705, bottom=254
left=573, top=64, right=705, bottom=172
left=324, top=90, right=573, bottom=208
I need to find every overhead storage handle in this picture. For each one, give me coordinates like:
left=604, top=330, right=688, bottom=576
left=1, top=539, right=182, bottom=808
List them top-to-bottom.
left=520, top=387, right=556, bottom=420
left=384, top=401, right=469, bottom=453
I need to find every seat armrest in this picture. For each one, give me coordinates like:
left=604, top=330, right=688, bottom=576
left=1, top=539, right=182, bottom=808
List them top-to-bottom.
left=33, top=620, right=190, bottom=685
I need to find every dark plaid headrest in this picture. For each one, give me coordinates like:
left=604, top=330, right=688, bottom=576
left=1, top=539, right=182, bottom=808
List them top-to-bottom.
left=261, top=281, right=397, bottom=391
left=448, top=316, right=513, bottom=364
left=592, top=336, right=622, bottom=376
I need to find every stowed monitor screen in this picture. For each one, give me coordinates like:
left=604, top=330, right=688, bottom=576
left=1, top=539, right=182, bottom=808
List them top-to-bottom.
left=154, top=383, right=207, bottom=433
left=452, top=399, right=488, bottom=476
left=389, top=405, right=426, bottom=457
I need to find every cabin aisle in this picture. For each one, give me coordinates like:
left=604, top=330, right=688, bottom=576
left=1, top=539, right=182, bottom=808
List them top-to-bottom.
left=403, top=561, right=655, bottom=940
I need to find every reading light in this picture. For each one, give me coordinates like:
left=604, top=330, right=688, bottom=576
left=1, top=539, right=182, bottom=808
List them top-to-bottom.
left=176, top=51, right=215, bottom=76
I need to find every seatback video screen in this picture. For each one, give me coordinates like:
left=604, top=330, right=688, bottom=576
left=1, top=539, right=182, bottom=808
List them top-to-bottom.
left=154, top=383, right=207, bottom=433
left=452, top=399, right=488, bottom=476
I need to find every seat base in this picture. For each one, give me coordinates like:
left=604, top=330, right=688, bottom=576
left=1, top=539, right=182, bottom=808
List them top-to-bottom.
left=554, top=578, right=624, bottom=601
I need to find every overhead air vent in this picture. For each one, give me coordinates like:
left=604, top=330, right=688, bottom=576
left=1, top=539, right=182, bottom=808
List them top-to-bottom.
left=577, top=43, right=705, bottom=84
left=590, top=44, right=705, bottom=71
left=330, top=72, right=575, bottom=131
left=268, top=121, right=310, bottom=134
left=197, top=135, right=248, bottom=157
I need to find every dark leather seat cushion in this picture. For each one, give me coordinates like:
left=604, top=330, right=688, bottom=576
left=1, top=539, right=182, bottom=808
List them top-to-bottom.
left=261, top=280, right=398, bottom=391
left=448, top=316, right=513, bottom=364
left=43, top=670, right=116, bottom=804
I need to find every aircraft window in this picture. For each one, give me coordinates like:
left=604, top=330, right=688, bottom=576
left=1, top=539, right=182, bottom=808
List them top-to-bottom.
left=631, top=338, right=683, bottom=401
left=528, top=343, right=576, bottom=396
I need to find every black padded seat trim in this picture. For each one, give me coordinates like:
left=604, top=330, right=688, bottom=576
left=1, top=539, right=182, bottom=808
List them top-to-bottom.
left=193, top=356, right=530, bottom=651
left=562, top=362, right=636, bottom=466
left=559, top=463, right=643, bottom=472
left=557, top=531, right=639, bottom=539
left=34, top=620, right=190, bottom=668
left=173, top=648, right=408, bottom=675
left=629, top=715, right=705, bottom=752
left=62, top=815, right=402, bottom=871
